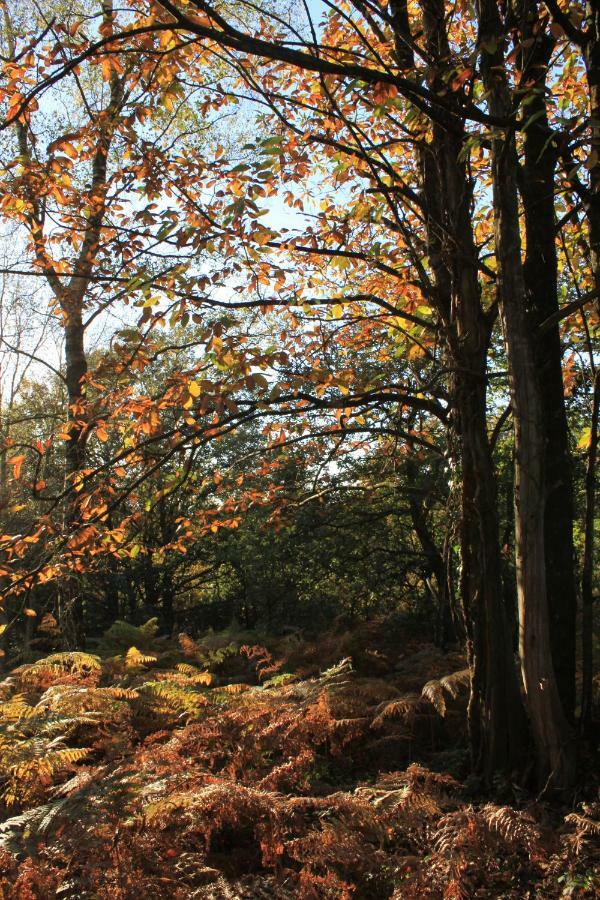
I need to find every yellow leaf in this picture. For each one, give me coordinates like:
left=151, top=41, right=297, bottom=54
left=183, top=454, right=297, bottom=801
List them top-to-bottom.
left=188, top=381, right=201, bottom=397
left=578, top=427, right=591, bottom=450
left=23, top=608, right=37, bottom=617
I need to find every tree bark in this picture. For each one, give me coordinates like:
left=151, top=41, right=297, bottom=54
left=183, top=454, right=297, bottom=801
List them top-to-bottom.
left=417, top=0, right=528, bottom=779
left=478, top=0, right=575, bottom=791
left=518, top=1, right=576, bottom=720
left=578, top=4, right=600, bottom=731
left=60, top=305, right=88, bottom=646
left=581, top=370, right=599, bottom=730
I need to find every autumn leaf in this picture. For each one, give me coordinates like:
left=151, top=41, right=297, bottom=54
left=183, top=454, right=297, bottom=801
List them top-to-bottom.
left=451, top=67, right=473, bottom=91
left=9, top=455, right=25, bottom=479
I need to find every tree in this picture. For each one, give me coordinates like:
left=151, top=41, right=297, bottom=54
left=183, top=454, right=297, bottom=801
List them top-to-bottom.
left=0, top=0, right=598, bottom=790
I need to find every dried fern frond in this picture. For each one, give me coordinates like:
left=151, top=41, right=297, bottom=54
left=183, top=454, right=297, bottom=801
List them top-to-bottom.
left=178, top=632, right=202, bottom=659
left=125, top=646, right=157, bottom=668
left=16, top=652, right=102, bottom=688
left=175, top=663, right=213, bottom=685
left=422, top=668, right=470, bottom=717
left=440, top=669, right=470, bottom=699
left=421, top=679, right=447, bottom=715
left=138, top=681, right=208, bottom=719
left=220, top=683, right=251, bottom=695
left=36, top=684, right=131, bottom=718
left=99, top=686, right=139, bottom=701
left=0, top=694, right=37, bottom=721
left=371, top=694, right=427, bottom=729
left=1, top=743, right=90, bottom=806
left=143, top=791, right=197, bottom=827
left=0, top=798, right=74, bottom=852
left=480, top=804, right=542, bottom=851
left=432, top=810, right=474, bottom=856
left=565, top=812, right=600, bottom=837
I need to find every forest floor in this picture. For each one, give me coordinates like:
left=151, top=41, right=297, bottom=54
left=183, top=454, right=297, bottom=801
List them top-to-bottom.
left=0, top=617, right=598, bottom=899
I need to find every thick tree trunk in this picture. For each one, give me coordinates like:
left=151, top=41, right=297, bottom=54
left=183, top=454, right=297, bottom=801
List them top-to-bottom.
left=417, top=0, right=528, bottom=779
left=478, top=0, right=575, bottom=791
left=518, top=2, right=576, bottom=719
left=579, top=7, right=600, bottom=731
left=456, top=361, right=527, bottom=777
left=581, top=370, right=599, bottom=729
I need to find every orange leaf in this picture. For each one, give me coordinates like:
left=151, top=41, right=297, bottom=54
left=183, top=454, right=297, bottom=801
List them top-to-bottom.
left=58, top=140, right=78, bottom=159
left=9, top=454, right=25, bottom=479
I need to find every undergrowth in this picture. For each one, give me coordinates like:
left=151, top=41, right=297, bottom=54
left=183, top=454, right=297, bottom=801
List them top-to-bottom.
left=0, top=619, right=597, bottom=898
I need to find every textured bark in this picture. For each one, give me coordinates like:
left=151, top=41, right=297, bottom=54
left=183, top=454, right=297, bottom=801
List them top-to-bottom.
left=417, top=0, right=528, bottom=779
left=478, top=0, right=575, bottom=791
left=518, top=1, right=576, bottom=720
left=578, top=3, right=600, bottom=733
left=585, top=6, right=600, bottom=292
left=60, top=304, right=88, bottom=647
left=64, top=310, right=88, bottom=483
left=581, top=370, right=599, bottom=730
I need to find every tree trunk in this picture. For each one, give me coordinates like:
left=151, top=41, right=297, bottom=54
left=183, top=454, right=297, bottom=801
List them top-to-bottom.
left=416, top=0, right=528, bottom=780
left=478, top=0, right=575, bottom=791
left=518, top=1, right=576, bottom=719
left=584, top=6, right=600, bottom=297
left=578, top=7, right=600, bottom=731
left=59, top=306, right=88, bottom=647
left=581, top=370, right=599, bottom=730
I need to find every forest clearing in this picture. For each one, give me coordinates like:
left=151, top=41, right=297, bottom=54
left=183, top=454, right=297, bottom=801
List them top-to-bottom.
left=0, top=0, right=599, bottom=896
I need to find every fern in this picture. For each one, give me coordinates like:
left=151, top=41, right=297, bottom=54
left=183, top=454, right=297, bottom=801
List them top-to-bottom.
left=96, top=618, right=161, bottom=656
left=179, top=633, right=238, bottom=671
left=125, top=646, right=158, bottom=668
left=15, top=652, right=102, bottom=689
left=172, top=663, right=213, bottom=684
left=422, top=669, right=470, bottom=716
left=262, top=672, right=298, bottom=689
left=138, top=681, right=208, bottom=719
left=220, top=683, right=252, bottom=695
left=372, top=693, right=428, bottom=729
left=0, top=694, right=37, bottom=721
left=0, top=740, right=90, bottom=806
left=480, top=804, right=542, bottom=850
left=565, top=812, right=600, bottom=837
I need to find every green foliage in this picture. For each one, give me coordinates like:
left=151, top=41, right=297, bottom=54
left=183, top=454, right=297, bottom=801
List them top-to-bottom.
left=95, top=618, right=162, bottom=657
